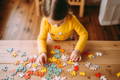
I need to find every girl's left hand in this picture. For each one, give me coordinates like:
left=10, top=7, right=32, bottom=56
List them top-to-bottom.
left=70, top=50, right=82, bottom=62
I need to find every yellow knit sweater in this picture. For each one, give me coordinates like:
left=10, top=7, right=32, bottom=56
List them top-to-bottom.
left=37, top=15, right=88, bottom=54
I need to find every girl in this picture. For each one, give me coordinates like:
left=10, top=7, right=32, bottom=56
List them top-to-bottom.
left=37, top=0, right=88, bottom=65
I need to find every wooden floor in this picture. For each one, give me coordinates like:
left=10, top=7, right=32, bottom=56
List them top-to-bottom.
left=0, top=0, right=120, bottom=40
left=0, top=40, right=120, bottom=80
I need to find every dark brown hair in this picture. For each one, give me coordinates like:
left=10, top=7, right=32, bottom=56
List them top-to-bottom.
left=41, top=0, right=69, bottom=20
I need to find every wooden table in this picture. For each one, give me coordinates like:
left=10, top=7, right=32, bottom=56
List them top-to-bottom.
left=0, top=40, right=120, bottom=80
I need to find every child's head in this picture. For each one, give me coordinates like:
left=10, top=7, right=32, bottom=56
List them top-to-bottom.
left=42, top=0, right=69, bottom=25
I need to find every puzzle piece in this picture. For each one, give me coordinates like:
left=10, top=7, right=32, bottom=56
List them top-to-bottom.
left=54, top=45, right=61, bottom=49
left=6, top=48, right=13, bottom=53
left=54, top=49, right=60, bottom=54
left=60, top=49, right=65, bottom=53
left=50, top=50, right=56, bottom=54
left=11, top=51, right=18, bottom=57
left=21, top=52, right=27, bottom=57
left=96, top=52, right=102, bottom=56
left=54, top=53, right=61, bottom=59
left=88, top=54, right=95, bottom=59
left=61, top=55, right=69, bottom=61
left=22, top=57, right=28, bottom=62
left=29, top=57, right=36, bottom=63
left=15, top=60, right=20, bottom=65
left=67, top=60, right=74, bottom=65
left=22, top=61, right=29, bottom=66
left=63, top=62, right=67, bottom=66
left=74, top=62, right=79, bottom=66
left=85, top=62, right=100, bottom=71
left=85, top=62, right=92, bottom=68
left=26, top=63, right=32, bottom=69
left=32, top=64, right=38, bottom=68
left=57, top=64, right=64, bottom=68
left=89, top=64, right=100, bottom=71
left=1, top=65, right=8, bottom=72
left=74, top=66, right=79, bottom=71
left=41, top=67, right=47, bottom=73
left=31, top=68, right=37, bottom=72
left=26, top=70, right=33, bottom=75
left=70, top=71, right=77, bottom=76
left=79, top=72, right=86, bottom=76
left=116, top=72, right=120, bottom=78
left=18, top=73, right=24, bottom=78
left=24, top=73, right=31, bottom=79
left=95, top=73, right=102, bottom=78
left=100, top=75, right=107, bottom=80
left=2, top=76, right=14, bottom=80
left=53, top=76, right=66, bottom=80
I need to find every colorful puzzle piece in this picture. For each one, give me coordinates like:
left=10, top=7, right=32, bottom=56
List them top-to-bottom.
left=6, top=48, right=13, bottom=53
left=12, top=51, right=17, bottom=57
left=96, top=52, right=103, bottom=56
left=88, top=54, right=95, bottom=59
left=67, top=60, right=74, bottom=65
left=74, top=66, right=79, bottom=71
left=70, top=71, right=77, bottom=76
left=79, top=72, right=86, bottom=76
left=116, top=72, right=120, bottom=78
left=95, top=73, right=102, bottom=78
left=100, top=75, right=107, bottom=80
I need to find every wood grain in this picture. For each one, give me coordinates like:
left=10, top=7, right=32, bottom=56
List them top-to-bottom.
left=0, top=0, right=120, bottom=40
left=0, top=40, right=120, bottom=80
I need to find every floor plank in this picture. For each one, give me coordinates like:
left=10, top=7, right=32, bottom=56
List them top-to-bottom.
left=0, top=0, right=120, bottom=40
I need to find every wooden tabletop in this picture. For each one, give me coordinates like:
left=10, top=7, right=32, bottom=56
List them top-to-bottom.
left=0, top=40, right=120, bottom=80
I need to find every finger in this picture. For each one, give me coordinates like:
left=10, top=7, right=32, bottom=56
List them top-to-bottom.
left=70, top=55, right=73, bottom=61
left=70, top=55, right=72, bottom=60
left=42, top=56, right=46, bottom=64
left=44, top=56, right=47, bottom=64
left=71, top=56, right=75, bottom=61
left=79, top=56, right=82, bottom=61
left=75, top=57, right=79, bottom=62
left=39, top=58, right=43, bottom=66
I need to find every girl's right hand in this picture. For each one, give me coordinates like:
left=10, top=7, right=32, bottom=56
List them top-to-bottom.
left=38, top=53, right=47, bottom=65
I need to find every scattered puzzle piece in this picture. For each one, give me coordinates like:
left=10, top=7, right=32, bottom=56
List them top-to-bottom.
left=54, top=45, right=61, bottom=49
left=7, top=48, right=13, bottom=53
left=60, top=49, right=65, bottom=53
left=50, top=50, right=56, bottom=54
left=12, top=51, right=17, bottom=57
left=21, top=52, right=27, bottom=57
left=96, top=52, right=102, bottom=56
left=54, top=53, right=61, bottom=59
left=61, top=54, right=69, bottom=61
left=88, top=54, right=95, bottom=59
left=22, top=57, right=28, bottom=62
left=29, top=57, right=36, bottom=63
left=15, top=60, right=20, bottom=65
left=67, top=60, right=74, bottom=65
left=74, top=62, right=79, bottom=66
left=85, top=62, right=100, bottom=71
left=85, top=62, right=91, bottom=68
left=32, top=64, right=38, bottom=68
left=1, top=65, right=8, bottom=72
left=74, top=66, right=79, bottom=71
left=41, top=67, right=47, bottom=72
left=70, top=71, right=77, bottom=76
left=79, top=72, right=86, bottom=76
left=116, top=72, right=120, bottom=78
left=18, top=73, right=24, bottom=78
left=24, top=73, right=31, bottom=79
left=95, top=73, right=102, bottom=78
left=100, top=75, right=107, bottom=80
left=53, top=76, right=66, bottom=80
